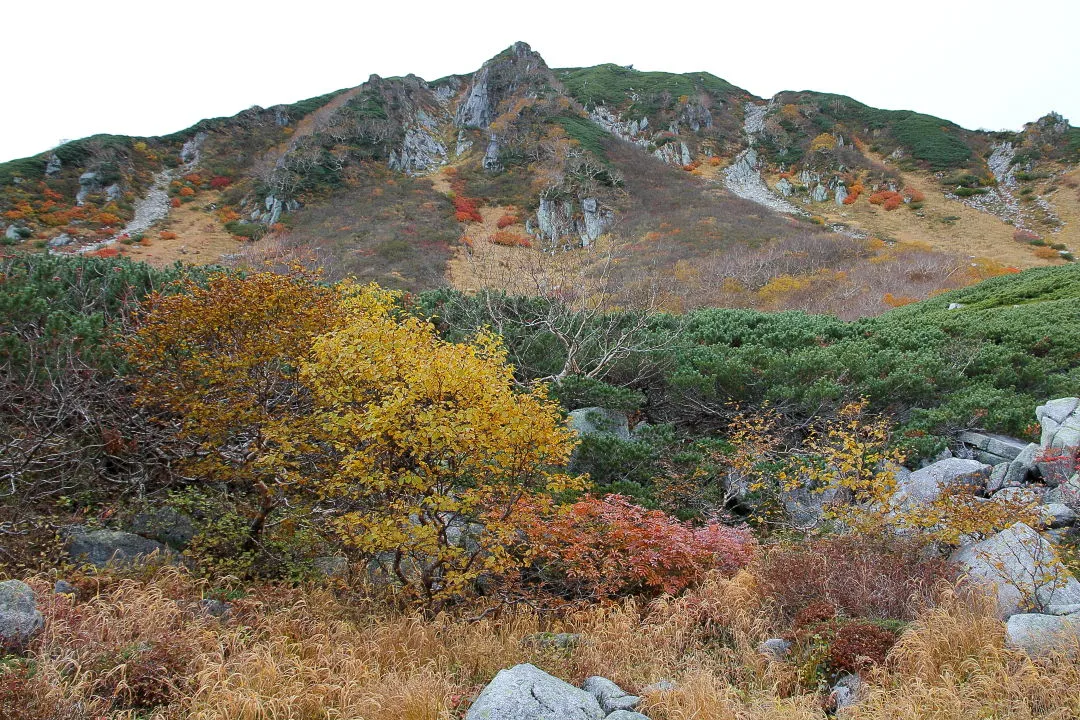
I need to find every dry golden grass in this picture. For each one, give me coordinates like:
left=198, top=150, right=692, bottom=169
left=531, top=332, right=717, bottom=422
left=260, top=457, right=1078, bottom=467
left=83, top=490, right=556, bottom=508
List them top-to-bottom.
left=124, top=191, right=243, bottom=268
left=7, top=567, right=1079, bottom=720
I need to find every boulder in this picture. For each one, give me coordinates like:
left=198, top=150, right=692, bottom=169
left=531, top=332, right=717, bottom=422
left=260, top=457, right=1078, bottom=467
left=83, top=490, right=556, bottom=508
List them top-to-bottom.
left=45, top=154, right=62, bottom=176
left=76, top=171, right=100, bottom=205
left=776, top=178, right=793, bottom=196
left=810, top=184, right=829, bottom=202
left=834, top=184, right=848, bottom=205
left=47, top=233, right=73, bottom=248
left=1036, top=398, right=1080, bottom=486
left=567, top=407, right=630, bottom=440
left=958, top=431, right=1029, bottom=465
left=1003, top=443, right=1041, bottom=487
left=895, top=458, right=990, bottom=508
left=986, top=463, right=1009, bottom=494
left=1044, top=474, right=1080, bottom=505
left=1041, top=503, right=1077, bottom=528
left=129, top=507, right=196, bottom=549
left=950, top=522, right=1080, bottom=617
left=64, top=526, right=173, bottom=567
left=0, top=580, right=44, bottom=651
left=198, top=599, right=231, bottom=618
left=1005, top=612, right=1080, bottom=655
left=465, top=664, right=604, bottom=720
left=829, top=672, right=864, bottom=711
left=582, top=676, right=640, bottom=712
left=642, top=679, right=675, bottom=694
left=605, top=713, right=650, bottom=720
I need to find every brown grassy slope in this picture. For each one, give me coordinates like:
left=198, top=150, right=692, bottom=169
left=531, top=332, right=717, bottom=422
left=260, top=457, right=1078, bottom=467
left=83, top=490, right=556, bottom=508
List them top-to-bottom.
left=242, top=163, right=461, bottom=291
left=122, top=191, right=243, bottom=267
left=6, top=567, right=1078, bottom=720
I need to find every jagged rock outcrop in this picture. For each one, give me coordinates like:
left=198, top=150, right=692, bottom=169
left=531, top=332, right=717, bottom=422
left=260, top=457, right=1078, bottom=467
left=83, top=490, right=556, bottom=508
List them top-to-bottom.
left=454, top=42, right=551, bottom=130
left=388, top=124, right=448, bottom=175
left=535, top=195, right=613, bottom=247
left=1036, top=398, right=1080, bottom=486
left=892, top=458, right=990, bottom=509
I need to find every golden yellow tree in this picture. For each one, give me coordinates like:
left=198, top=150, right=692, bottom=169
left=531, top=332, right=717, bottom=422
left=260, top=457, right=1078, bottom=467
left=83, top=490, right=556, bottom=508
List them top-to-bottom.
left=123, top=270, right=347, bottom=547
left=298, top=285, right=584, bottom=605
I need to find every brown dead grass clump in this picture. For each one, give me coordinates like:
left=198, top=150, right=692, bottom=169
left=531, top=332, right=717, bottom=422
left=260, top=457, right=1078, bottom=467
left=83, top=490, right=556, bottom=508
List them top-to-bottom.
left=3, top=564, right=1079, bottom=720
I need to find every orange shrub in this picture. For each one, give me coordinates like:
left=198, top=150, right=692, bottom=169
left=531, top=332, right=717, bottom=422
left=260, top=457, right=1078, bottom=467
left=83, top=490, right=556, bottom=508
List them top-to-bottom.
left=709, top=156, right=722, bottom=166
left=682, top=160, right=702, bottom=172
left=183, top=174, right=202, bottom=185
left=179, top=187, right=196, bottom=198
left=906, top=188, right=926, bottom=203
left=842, top=193, right=858, bottom=205
left=170, top=198, right=181, bottom=208
left=95, top=212, right=123, bottom=225
left=495, top=213, right=517, bottom=229
left=490, top=230, right=531, bottom=248
left=159, top=231, right=178, bottom=240
left=1033, top=245, right=1060, bottom=260
left=87, top=246, right=120, bottom=258
left=883, top=292, right=917, bottom=307
left=515, top=494, right=755, bottom=599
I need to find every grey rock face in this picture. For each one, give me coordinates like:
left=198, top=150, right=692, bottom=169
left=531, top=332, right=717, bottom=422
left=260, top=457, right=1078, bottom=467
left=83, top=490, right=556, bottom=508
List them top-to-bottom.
left=455, top=66, right=492, bottom=128
left=389, top=125, right=448, bottom=175
left=482, top=135, right=501, bottom=171
left=45, top=153, right=62, bottom=176
left=76, top=171, right=100, bottom=205
left=776, top=177, right=794, bottom=196
left=105, top=183, right=123, bottom=202
left=810, top=184, right=829, bottom=203
left=834, top=184, right=848, bottom=205
left=535, top=196, right=612, bottom=247
left=4, top=224, right=24, bottom=242
left=47, top=233, right=73, bottom=248
left=567, top=407, right=630, bottom=440
left=959, top=432, right=1030, bottom=465
left=1004, top=443, right=1041, bottom=487
left=895, top=458, right=991, bottom=507
left=987, top=463, right=1009, bottom=494
left=130, top=507, right=195, bottom=549
left=950, top=522, right=1080, bottom=617
left=65, top=526, right=172, bottom=567
left=0, top=580, right=44, bottom=651
left=1006, top=612, right=1080, bottom=655
left=465, top=664, right=604, bottom=720
left=830, top=673, right=864, bottom=711
left=582, top=676, right=640, bottom=712
left=606, top=713, right=651, bottom=720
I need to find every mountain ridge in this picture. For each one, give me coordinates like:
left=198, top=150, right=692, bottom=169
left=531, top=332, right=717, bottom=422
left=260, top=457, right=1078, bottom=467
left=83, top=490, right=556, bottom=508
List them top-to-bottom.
left=2, top=41, right=1077, bottom=317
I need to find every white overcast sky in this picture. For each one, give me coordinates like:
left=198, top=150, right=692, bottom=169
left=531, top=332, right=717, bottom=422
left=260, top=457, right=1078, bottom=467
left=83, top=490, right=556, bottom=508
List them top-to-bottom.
left=3, top=0, right=1078, bottom=163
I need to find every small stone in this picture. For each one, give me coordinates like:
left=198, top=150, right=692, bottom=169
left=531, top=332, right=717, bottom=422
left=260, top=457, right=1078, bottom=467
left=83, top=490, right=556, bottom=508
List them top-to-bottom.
left=0, top=580, right=44, bottom=652
left=53, top=580, right=77, bottom=596
left=199, top=599, right=231, bottom=618
left=758, top=637, right=791, bottom=659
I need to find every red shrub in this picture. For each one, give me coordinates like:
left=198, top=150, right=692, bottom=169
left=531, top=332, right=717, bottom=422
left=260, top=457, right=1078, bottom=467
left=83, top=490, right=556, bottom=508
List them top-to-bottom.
left=209, top=176, right=232, bottom=189
left=452, top=195, right=482, bottom=223
left=170, top=198, right=181, bottom=208
left=496, top=213, right=517, bottom=229
left=1013, top=228, right=1041, bottom=243
left=87, top=246, right=120, bottom=258
left=515, top=494, right=755, bottom=599
left=753, top=535, right=954, bottom=622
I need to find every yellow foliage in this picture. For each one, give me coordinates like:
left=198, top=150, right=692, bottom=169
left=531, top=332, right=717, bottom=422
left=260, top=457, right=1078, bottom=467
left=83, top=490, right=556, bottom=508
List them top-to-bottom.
left=810, top=133, right=836, bottom=153
left=299, top=284, right=584, bottom=605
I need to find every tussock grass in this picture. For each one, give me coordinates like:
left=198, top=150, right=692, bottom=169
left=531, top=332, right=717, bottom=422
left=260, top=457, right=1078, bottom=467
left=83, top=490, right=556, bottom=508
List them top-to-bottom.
left=5, top=568, right=1079, bottom=719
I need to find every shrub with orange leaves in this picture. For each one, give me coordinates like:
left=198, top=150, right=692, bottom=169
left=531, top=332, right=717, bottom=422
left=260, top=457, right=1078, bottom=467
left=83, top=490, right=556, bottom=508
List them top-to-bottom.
left=708, top=156, right=722, bottom=166
left=682, top=160, right=702, bottom=172
left=183, top=174, right=202, bottom=185
left=179, top=187, right=196, bottom=198
left=905, top=188, right=926, bottom=203
left=452, top=195, right=482, bottom=223
left=170, top=198, right=181, bottom=208
left=92, top=212, right=123, bottom=225
left=495, top=213, right=517, bottom=229
left=490, top=230, right=531, bottom=248
left=159, top=231, right=178, bottom=240
left=1033, top=245, right=1060, bottom=260
left=87, top=246, right=121, bottom=258
left=883, top=292, right=917, bottom=307
left=515, top=493, right=755, bottom=599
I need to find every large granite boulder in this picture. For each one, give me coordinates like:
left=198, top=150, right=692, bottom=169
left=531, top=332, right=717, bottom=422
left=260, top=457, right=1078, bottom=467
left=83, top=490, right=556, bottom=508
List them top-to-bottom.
left=1036, top=398, right=1080, bottom=486
left=567, top=407, right=630, bottom=441
left=958, top=431, right=1030, bottom=465
left=894, top=458, right=990, bottom=508
left=951, top=522, right=1080, bottom=617
left=65, top=526, right=173, bottom=567
left=1006, top=612, right=1080, bottom=655
left=465, top=664, right=604, bottom=720
left=582, top=676, right=640, bottom=713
